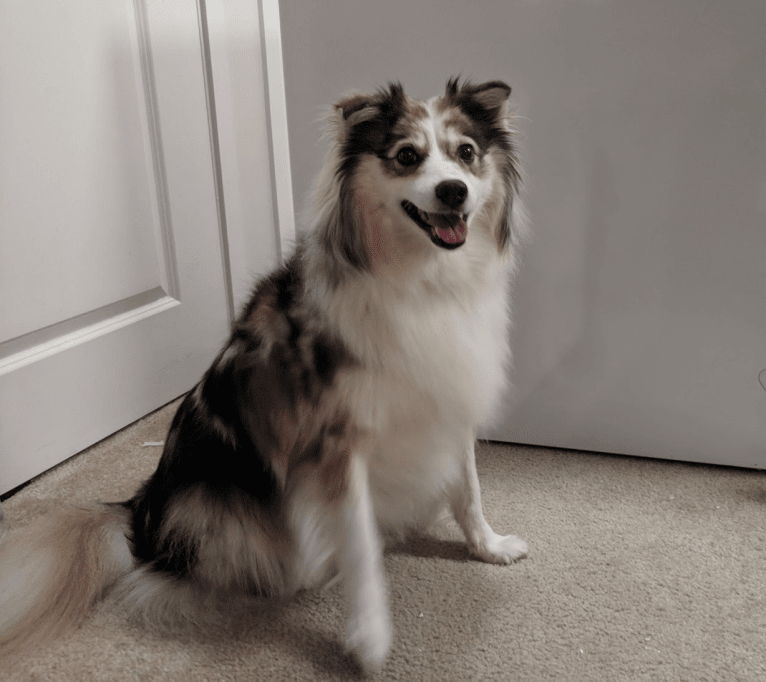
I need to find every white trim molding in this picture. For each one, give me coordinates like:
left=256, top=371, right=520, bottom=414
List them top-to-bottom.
left=204, top=0, right=296, bottom=314
left=259, top=0, right=297, bottom=263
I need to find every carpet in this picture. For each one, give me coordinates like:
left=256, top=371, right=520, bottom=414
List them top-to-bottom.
left=2, top=398, right=765, bottom=681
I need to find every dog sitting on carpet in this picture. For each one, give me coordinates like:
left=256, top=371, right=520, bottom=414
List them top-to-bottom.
left=0, top=77, right=528, bottom=673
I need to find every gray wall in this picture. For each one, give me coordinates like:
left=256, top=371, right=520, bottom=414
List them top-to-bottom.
left=279, top=0, right=766, bottom=467
left=280, top=0, right=538, bottom=218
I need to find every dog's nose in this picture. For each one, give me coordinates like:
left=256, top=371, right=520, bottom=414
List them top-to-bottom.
left=435, top=180, right=468, bottom=209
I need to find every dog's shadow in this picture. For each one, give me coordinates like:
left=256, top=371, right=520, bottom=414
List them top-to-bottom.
left=386, top=533, right=474, bottom=563
left=111, top=536, right=474, bottom=679
left=111, top=590, right=365, bottom=680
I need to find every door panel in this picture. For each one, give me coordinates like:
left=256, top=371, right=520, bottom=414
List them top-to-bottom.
left=0, top=0, right=232, bottom=494
left=1, top=0, right=167, bottom=341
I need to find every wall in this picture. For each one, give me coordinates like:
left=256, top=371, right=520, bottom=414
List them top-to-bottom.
left=278, top=0, right=766, bottom=467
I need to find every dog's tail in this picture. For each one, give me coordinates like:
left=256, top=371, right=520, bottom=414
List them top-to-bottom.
left=0, top=503, right=133, bottom=661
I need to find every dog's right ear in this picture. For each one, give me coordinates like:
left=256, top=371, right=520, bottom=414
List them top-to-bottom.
left=333, top=83, right=405, bottom=138
left=335, top=93, right=380, bottom=128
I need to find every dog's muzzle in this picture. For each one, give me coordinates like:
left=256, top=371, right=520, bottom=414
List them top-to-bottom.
left=401, top=200, right=468, bottom=249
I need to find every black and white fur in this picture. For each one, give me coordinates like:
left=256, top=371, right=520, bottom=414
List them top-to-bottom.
left=0, top=78, right=528, bottom=673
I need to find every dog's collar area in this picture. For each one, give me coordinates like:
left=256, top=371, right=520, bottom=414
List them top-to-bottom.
left=401, top=200, right=467, bottom=249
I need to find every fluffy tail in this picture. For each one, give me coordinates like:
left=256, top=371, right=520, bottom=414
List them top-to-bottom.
left=0, top=503, right=133, bottom=662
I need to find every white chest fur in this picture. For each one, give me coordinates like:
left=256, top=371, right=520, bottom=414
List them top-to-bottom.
left=328, top=268, right=512, bottom=530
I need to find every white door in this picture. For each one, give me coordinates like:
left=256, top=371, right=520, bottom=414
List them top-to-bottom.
left=0, top=0, right=254, bottom=495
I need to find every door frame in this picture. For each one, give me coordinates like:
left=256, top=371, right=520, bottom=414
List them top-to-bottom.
left=207, top=0, right=296, bottom=313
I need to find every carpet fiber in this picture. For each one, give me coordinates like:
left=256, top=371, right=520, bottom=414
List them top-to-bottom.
left=2, top=399, right=765, bottom=681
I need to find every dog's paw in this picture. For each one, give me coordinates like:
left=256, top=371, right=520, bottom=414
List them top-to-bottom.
left=472, top=532, right=528, bottom=565
left=345, top=611, right=393, bottom=675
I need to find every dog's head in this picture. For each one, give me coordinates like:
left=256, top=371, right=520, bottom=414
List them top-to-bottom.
left=314, top=78, right=522, bottom=281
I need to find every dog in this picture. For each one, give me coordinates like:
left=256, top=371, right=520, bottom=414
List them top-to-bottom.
left=0, top=77, right=528, bottom=673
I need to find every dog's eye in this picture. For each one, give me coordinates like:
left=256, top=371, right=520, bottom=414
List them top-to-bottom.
left=458, top=145, right=475, bottom=163
left=396, top=147, right=420, bottom=167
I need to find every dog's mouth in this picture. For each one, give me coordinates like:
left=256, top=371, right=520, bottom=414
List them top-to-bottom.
left=401, top=200, right=468, bottom=249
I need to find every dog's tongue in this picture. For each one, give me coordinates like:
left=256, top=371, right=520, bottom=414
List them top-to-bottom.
left=431, top=213, right=467, bottom=245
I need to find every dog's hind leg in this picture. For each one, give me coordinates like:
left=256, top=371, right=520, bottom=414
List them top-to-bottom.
left=449, top=437, right=529, bottom=564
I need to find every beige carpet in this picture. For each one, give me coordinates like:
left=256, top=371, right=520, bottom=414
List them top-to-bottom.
left=2, top=398, right=765, bottom=681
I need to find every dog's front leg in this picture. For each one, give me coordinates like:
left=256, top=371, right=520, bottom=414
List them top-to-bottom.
left=449, top=438, right=529, bottom=564
left=334, top=455, right=392, bottom=673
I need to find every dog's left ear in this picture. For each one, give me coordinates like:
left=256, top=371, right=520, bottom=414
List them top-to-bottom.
left=445, top=78, right=512, bottom=121
left=469, top=81, right=512, bottom=114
